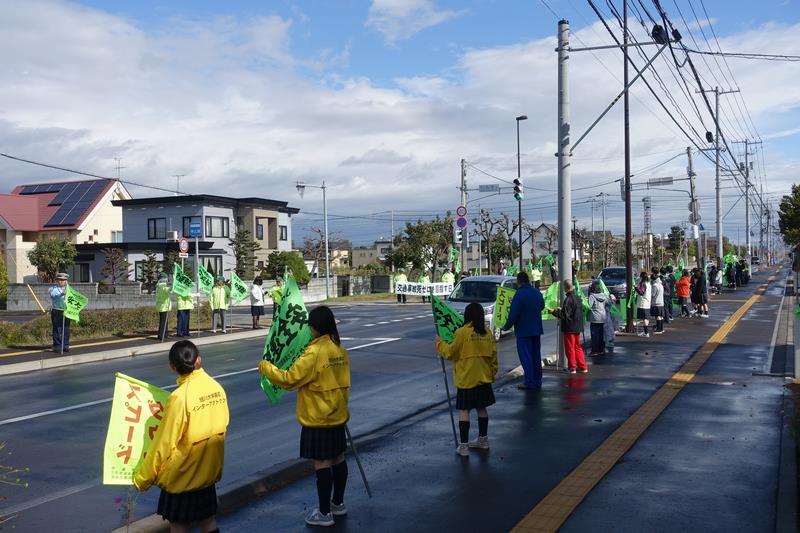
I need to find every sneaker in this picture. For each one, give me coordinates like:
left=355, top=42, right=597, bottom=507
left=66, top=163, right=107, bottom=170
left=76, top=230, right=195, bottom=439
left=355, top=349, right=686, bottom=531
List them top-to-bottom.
left=701, top=314, right=709, bottom=318
left=212, top=329, right=217, bottom=333
left=654, top=330, right=664, bottom=335
left=637, top=332, right=647, bottom=337
left=561, top=368, right=577, bottom=374
left=577, top=369, right=589, bottom=374
left=468, top=436, right=490, bottom=449
left=456, top=443, right=470, bottom=456
left=330, top=501, right=347, bottom=516
left=305, top=508, right=334, bottom=527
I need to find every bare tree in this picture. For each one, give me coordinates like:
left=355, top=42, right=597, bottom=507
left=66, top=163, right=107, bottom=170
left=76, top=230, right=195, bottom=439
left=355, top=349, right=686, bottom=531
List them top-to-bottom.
left=473, top=209, right=497, bottom=274
left=496, top=212, right=520, bottom=264
left=301, top=227, right=329, bottom=278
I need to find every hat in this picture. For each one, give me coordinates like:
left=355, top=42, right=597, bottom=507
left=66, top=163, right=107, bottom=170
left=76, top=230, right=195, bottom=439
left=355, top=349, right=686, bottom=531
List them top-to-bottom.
left=55, top=272, right=69, bottom=280
left=159, top=272, right=168, bottom=280
left=216, top=275, right=225, bottom=281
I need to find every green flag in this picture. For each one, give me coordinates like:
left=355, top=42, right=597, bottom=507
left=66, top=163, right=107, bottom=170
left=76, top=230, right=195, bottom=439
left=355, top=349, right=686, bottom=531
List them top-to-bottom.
left=449, top=247, right=459, bottom=262
left=544, top=254, right=555, bottom=266
left=678, top=257, right=685, bottom=271
left=455, top=258, right=461, bottom=273
left=536, top=258, right=543, bottom=271
left=527, top=259, right=534, bottom=273
left=667, top=259, right=673, bottom=268
left=172, top=263, right=195, bottom=297
left=197, top=263, right=214, bottom=294
left=507, top=264, right=519, bottom=276
left=229, top=272, right=249, bottom=303
left=260, top=275, right=314, bottom=404
left=573, top=275, right=590, bottom=317
left=542, top=281, right=559, bottom=320
left=64, top=285, right=88, bottom=323
left=493, top=285, right=516, bottom=329
left=431, top=294, right=464, bottom=344
left=610, top=299, right=624, bottom=318
left=103, top=373, right=170, bottom=485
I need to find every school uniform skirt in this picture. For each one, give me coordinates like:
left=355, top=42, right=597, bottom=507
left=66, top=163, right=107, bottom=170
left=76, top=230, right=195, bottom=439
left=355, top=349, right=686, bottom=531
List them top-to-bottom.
left=250, top=305, right=264, bottom=317
left=650, top=305, right=664, bottom=318
left=456, top=383, right=496, bottom=410
left=300, top=425, right=347, bottom=460
left=157, top=484, right=217, bottom=524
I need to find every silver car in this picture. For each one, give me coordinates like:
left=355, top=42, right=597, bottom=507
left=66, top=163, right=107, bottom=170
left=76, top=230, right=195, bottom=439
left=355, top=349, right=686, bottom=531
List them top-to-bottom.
left=445, top=275, right=517, bottom=340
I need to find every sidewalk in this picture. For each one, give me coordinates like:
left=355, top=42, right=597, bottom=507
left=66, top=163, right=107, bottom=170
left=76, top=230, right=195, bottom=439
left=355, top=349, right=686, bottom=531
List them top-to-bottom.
left=189, top=268, right=792, bottom=533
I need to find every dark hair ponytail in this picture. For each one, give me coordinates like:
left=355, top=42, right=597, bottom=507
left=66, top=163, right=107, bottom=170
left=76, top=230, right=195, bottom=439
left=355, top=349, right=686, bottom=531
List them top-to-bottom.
left=464, top=302, right=487, bottom=336
left=308, top=305, right=340, bottom=345
left=169, top=340, right=199, bottom=375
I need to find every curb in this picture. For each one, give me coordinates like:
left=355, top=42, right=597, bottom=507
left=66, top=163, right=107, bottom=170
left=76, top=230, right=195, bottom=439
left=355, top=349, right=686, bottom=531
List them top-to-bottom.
left=0, top=329, right=266, bottom=376
left=112, top=364, right=528, bottom=532
left=776, top=380, right=798, bottom=533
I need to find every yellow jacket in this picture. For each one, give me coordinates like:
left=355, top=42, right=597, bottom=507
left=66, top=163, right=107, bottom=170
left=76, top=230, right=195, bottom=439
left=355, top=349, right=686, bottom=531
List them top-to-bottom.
left=155, top=282, right=172, bottom=312
left=210, top=285, right=229, bottom=310
left=269, top=285, right=284, bottom=305
left=176, top=293, right=194, bottom=311
left=436, top=324, right=498, bottom=389
left=259, top=335, right=350, bottom=428
left=133, top=368, right=229, bottom=493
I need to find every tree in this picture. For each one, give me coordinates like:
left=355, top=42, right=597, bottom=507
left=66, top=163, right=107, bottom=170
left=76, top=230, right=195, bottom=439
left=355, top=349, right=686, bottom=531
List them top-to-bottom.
left=779, top=184, right=800, bottom=247
left=473, top=209, right=498, bottom=273
left=496, top=213, right=520, bottom=264
left=389, top=216, right=453, bottom=280
left=667, top=225, right=684, bottom=260
left=302, top=227, right=327, bottom=277
left=229, top=228, right=262, bottom=279
left=27, top=236, right=76, bottom=282
left=100, top=248, right=131, bottom=286
left=138, top=251, right=162, bottom=293
left=264, top=251, right=311, bottom=285
left=0, top=256, right=8, bottom=304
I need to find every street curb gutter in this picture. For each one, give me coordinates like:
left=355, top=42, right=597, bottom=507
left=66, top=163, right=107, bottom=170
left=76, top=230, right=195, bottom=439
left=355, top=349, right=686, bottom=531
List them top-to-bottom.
left=0, top=329, right=266, bottom=377
left=110, top=366, right=526, bottom=532
left=776, top=380, right=798, bottom=533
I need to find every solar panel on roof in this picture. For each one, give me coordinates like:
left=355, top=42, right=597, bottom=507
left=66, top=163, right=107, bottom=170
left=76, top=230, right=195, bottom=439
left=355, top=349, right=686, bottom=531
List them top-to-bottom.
left=45, top=180, right=108, bottom=227
left=48, top=182, right=79, bottom=206
left=20, top=184, right=64, bottom=195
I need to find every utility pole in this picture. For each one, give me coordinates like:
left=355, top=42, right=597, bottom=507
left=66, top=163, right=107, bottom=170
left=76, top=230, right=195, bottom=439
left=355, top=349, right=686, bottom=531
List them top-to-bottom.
left=622, top=1, right=634, bottom=333
left=556, top=19, right=572, bottom=364
left=697, top=87, right=738, bottom=264
left=745, top=141, right=751, bottom=265
left=687, top=147, right=702, bottom=268
left=460, top=159, right=467, bottom=273
left=759, top=184, right=765, bottom=262
left=597, top=192, right=608, bottom=268
left=590, top=198, right=595, bottom=268
left=390, top=210, right=395, bottom=273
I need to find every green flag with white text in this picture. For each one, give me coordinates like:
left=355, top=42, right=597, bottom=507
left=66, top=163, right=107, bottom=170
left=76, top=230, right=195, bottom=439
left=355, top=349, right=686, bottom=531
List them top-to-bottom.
left=197, top=263, right=214, bottom=294
left=172, top=264, right=195, bottom=297
left=229, top=272, right=249, bottom=303
left=260, top=275, right=313, bottom=404
left=64, top=285, right=88, bottom=323
left=493, top=285, right=516, bottom=330
left=431, top=294, right=463, bottom=344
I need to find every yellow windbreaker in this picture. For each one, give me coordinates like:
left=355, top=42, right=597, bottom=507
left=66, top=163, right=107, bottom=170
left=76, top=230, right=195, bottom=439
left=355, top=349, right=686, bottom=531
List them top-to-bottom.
left=176, top=293, right=194, bottom=311
left=436, top=324, right=498, bottom=389
left=259, top=335, right=350, bottom=428
left=133, top=368, right=229, bottom=493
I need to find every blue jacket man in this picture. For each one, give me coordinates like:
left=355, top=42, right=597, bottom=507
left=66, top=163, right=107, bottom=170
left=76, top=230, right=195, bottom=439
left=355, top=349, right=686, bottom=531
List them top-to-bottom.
left=502, top=271, right=545, bottom=389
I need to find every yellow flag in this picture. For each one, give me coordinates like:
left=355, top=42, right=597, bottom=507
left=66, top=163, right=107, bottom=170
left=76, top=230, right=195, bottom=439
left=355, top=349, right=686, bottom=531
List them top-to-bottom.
left=102, top=373, right=170, bottom=485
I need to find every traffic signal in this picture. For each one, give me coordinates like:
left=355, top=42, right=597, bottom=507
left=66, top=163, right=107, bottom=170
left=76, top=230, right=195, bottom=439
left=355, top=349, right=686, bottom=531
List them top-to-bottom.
left=513, top=178, right=523, bottom=201
left=453, top=227, right=463, bottom=245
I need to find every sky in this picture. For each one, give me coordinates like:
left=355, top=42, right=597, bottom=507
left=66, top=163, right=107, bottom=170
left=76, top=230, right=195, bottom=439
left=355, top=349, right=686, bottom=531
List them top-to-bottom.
left=1, top=0, right=799, bottom=247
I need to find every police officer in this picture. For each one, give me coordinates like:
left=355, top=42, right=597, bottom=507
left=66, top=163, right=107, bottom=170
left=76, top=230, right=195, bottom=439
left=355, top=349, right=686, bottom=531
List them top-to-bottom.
left=49, top=273, right=70, bottom=353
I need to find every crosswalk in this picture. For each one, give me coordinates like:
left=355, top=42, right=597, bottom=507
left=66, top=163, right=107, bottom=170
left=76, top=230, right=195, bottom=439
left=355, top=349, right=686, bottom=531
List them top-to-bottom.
left=363, top=313, right=432, bottom=327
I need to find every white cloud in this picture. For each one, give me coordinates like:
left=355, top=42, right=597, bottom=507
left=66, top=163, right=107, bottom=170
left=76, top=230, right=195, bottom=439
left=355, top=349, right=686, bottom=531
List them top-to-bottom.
left=0, top=0, right=797, bottom=245
left=366, top=0, right=461, bottom=43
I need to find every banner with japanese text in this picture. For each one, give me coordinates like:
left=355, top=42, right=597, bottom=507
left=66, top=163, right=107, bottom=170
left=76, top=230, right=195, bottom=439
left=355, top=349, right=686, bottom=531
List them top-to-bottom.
left=197, top=263, right=214, bottom=294
left=172, top=264, right=195, bottom=297
left=229, top=272, right=249, bottom=303
left=260, top=275, right=313, bottom=404
left=395, top=282, right=454, bottom=296
left=542, top=282, right=559, bottom=320
left=64, top=285, right=88, bottom=323
left=492, top=286, right=516, bottom=329
left=431, top=295, right=463, bottom=344
left=103, top=373, right=170, bottom=485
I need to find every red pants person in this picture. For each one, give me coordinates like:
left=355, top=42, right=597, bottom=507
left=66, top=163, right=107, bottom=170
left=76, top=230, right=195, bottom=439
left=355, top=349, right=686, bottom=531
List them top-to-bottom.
left=563, top=332, right=588, bottom=372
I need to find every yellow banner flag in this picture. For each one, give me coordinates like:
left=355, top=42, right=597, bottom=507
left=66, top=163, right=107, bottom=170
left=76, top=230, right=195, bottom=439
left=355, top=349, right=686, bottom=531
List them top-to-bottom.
left=493, top=285, right=516, bottom=329
left=102, top=373, right=170, bottom=485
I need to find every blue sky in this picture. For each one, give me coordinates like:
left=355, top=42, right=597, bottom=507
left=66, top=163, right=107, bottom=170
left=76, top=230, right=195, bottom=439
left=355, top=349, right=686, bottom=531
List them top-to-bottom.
left=1, top=0, right=799, bottom=246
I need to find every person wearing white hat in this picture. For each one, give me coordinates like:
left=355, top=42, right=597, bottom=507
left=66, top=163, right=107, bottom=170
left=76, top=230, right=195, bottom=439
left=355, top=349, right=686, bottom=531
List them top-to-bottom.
left=49, top=273, right=70, bottom=353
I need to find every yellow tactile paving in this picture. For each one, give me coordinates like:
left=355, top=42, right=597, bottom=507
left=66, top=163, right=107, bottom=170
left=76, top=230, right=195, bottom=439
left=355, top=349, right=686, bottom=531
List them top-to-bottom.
left=511, top=273, right=777, bottom=533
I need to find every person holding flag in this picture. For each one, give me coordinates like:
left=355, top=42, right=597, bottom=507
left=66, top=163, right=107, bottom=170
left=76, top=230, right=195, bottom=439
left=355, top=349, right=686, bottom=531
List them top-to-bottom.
left=530, top=260, right=542, bottom=289
left=441, top=268, right=455, bottom=286
left=393, top=269, right=407, bottom=304
left=418, top=271, right=431, bottom=303
left=501, top=271, right=545, bottom=389
left=49, top=272, right=70, bottom=353
left=155, top=273, right=172, bottom=342
left=210, top=276, right=230, bottom=333
left=250, top=277, right=265, bottom=329
left=269, top=277, right=284, bottom=318
left=550, top=279, right=589, bottom=373
left=587, top=280, right=613, bottom=355
left=175, top=290, right=193, bottom=338
left=435, top=302, right=498, bottom=456
left=259, top=306, right=351, bottom=528
left=133, top=340, right=229, bottom=533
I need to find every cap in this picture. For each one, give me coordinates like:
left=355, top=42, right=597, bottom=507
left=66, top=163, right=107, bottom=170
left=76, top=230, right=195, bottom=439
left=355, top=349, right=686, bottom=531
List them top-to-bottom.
left=159, top=272, right=168, bottom=280
left=55, top=273, right=69, bottom=280
left=216, top=275, right=225, bottom=281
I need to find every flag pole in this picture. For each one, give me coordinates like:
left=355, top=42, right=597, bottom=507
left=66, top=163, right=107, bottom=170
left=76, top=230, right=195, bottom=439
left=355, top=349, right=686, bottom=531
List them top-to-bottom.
left=432, top=291, right=458, bottom=447
left=344, top=424, right=372, bottom=498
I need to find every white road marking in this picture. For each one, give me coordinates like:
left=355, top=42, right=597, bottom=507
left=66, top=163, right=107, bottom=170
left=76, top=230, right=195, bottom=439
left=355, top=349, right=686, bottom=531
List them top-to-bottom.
left=391, top=319, right=403, bottom=322
left=377, top=321, right=390, bottom=324
left=364, top=323, right=376, bottom=327
left=0, top=338, right=402, bottom=426
left=0, top=480, right=98, bottom=516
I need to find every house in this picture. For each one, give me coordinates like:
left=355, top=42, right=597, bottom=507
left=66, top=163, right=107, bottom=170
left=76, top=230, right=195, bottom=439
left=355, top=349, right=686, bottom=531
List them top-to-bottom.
left=0, top=179, right=131, bottom=282
left=75, top=194, right=298, bottom=282
left=522, top=223, right=558, bottom=261
left=351, top=238, right=392, bottom=268
left=303, top=241, right=351, bottom=277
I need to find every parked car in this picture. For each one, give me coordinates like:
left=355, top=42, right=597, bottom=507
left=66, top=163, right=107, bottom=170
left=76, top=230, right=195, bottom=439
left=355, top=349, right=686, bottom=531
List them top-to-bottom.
left=751, top=256, right=760, bottom=265
left=597, top=266, right=636, bottom=299
left=446, top=275, right=517, bottom=340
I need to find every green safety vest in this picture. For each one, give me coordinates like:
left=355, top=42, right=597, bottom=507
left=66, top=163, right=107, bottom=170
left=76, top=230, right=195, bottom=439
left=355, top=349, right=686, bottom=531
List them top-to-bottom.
left=531, top=268, right=542, bottom=282
left=441, top=272, right=455, bottom=284
left=394, top=273, right=407, bottom=283
left=418, top=275, right=430, bottom=284
left=155, top=282, right=172, bottom=312
left=210, top=285, right=230, bottom=310
left=269, top=285, right=284, bottom=304
left=176, top=293, right=194, bottom=311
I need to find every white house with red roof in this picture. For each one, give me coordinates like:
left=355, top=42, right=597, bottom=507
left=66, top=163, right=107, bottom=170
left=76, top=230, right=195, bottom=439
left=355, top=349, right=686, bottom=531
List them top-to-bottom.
left=0, top=179, right=130, bottom=282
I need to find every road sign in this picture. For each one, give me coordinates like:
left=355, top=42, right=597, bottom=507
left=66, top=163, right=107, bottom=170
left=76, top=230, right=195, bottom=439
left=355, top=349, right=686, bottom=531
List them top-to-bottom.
left=478, top=184, right=500, bottom=193
left=456, top=205, right=467, bottom=217
left=456, top=216, right=467, bottom=228
left=189, top=222, right=201, bottom=237
left=179, top=238, right=189, bottom=253
left=179, top=252, right=189, bottom=258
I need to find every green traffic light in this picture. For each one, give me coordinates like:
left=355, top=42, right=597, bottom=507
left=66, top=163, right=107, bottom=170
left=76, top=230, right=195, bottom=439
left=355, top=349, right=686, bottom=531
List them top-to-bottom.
left=514, top=193, right=523, bottom=201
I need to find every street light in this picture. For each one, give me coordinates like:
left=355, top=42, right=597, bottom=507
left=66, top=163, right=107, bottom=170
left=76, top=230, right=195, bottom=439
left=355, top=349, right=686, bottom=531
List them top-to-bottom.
left=515, top=115, right=528, bottom=271
left=296, top=180, right=330, bottom=300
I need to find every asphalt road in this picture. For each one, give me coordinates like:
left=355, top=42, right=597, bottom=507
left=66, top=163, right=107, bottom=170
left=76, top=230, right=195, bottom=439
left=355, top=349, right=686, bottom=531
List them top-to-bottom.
left=0, top=302, right=559, bottom=532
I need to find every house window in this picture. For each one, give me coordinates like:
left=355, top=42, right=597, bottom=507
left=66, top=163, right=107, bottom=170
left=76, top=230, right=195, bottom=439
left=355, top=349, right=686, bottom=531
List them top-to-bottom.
left=182, top=216, right=202, bottom=238
left=205, top=216, right=229, bottom=238
left=148, top=218, right=166, bottom=240
left=256, top=223, right=264, bottom=240
left=279, top=225, right=288, bottom=241
left=111, top=231, right=123, bottom=243
left=199, top=255, right=223, bottom=277
left=70, top=263, right=90, bottom=283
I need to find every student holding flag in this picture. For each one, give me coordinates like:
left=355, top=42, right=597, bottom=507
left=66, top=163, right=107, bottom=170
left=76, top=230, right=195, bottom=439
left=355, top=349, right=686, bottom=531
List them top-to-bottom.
left=49, top=272, right=70, bottom=353
left=418, top=272, right=431, bottom=303
left=155, top=273, right=172, bottom=341
left=210, top=276, right=229, bottom=333
left=269, top=277, right=284, bottom=318
left=175, top=291, right=193, bottom=337
left=435, top=302, right=498, bottom=456
left=259, top=306, right=351, bottom=528
left=133, top=340, right=229, bottom=533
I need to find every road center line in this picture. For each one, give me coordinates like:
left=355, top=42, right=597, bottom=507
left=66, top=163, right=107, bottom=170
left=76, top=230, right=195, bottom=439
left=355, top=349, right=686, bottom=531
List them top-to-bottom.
left=0, top=338, right=401, bottom=426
